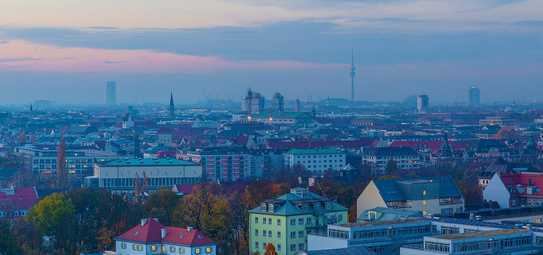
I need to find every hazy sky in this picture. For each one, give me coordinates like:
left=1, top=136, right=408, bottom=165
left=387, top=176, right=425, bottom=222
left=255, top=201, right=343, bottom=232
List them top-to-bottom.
left=0, top=0, right=541, bottom=104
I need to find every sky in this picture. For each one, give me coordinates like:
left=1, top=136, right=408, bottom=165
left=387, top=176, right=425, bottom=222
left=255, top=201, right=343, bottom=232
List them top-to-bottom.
left=0, top=0, right=541, bottom=105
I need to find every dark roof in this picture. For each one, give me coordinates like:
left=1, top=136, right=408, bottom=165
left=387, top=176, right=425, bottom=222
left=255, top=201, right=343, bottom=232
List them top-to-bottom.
left=364, top=147, right=419, bottom=157
left=373, top=176, right=463, bottom=202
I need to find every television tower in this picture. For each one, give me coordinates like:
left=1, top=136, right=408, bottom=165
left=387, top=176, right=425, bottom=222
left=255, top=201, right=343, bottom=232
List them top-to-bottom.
left=350, top=50, right=356, bottom=101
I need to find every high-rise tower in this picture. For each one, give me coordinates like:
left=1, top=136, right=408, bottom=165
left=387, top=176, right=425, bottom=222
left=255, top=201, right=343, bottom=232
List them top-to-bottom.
left=350, top=50, right=356, bottom=101
left=106, top=81, right=117, bottom=106
left=469, top=86, right=481, bottom=107
left=169, top=90, right=175, bottom=118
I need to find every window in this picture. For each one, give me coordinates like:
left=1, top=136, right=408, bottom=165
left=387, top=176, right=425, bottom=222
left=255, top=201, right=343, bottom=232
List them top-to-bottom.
left=255, top=217, right=259, bottom=224
left=263, top=217, right=267, bottom=224
left=268, top=218, right=272, bottom=224
left=298, top=218, right=304, bottom=225
left=307, top=218, right=312, bottom=225
left=277, top=219, right=281, bottom=226
left=290, top=219, right=296, bottom=225
left=255, top=229, right=259, bottom=236
left=268, top=231, right=272, bottom=238
left=298, top=231, right=304, bottom=238
left=277, top=232, right=281, bottom=238
left=290, top=232, right=296, bottom=238
left=121, top=242, right=127, bottom=249
left=255, top=242, right=259, bottom=249
left=299, top=243, right=305, bottom=250
left=277, top=244, right=282, bottom=251
left=290, top=244, right=296, bottom=251
left=151, top=245, right=158, bottom=252
left=170, top=246, right=176, bottom=252
left=179, top=247, right=186, bottom=254
left=205, top=247, right=213, bottom=254
left=195, top=248, right=201, bottom=254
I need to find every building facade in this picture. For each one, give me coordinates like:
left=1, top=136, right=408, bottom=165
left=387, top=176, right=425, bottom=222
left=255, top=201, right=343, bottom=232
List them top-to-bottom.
left=178, top=147, right=264, bottom=183
left=361, top=147, right=422, bottom=176
left=284, top=148, right=347, bottom=174
left=85, top=158, right=202, bottom=193
left=249, top=188, right=348, bottom=255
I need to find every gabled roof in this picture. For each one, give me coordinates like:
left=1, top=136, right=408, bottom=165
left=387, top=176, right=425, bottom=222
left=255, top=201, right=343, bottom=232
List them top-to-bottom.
left=499, top=172, right=543, bottom=198
left=373, top=176, right=463, bottom=202
left=0, top=187, right=39, bottom=211
left=116, top=218, right=215, bottom=246
left=117, top=218, right=163, bottom=243
left=162, top=227, right=214, bottom=246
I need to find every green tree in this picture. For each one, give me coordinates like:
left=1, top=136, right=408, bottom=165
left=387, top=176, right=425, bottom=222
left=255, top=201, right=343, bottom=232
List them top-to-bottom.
left=145, top=189, right=179, bottom=225
left=27, top=193, right=76, bottom=254
left=28, top=193, right=75, bottom=236
left=0, top=221, right=22, bottom=255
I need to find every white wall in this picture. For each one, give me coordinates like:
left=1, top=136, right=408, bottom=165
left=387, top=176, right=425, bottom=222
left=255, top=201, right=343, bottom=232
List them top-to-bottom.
left=483, top=173, right=511, bottom=208
left=356, top=181, right=387, bottom=218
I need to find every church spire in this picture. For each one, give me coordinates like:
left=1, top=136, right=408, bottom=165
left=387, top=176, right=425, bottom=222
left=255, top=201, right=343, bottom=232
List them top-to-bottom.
left=169, top=90, right=175, bottom=119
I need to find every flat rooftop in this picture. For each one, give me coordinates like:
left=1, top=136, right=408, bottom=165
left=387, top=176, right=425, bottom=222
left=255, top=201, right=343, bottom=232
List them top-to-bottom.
left=99, top=158, right=196, bottom=167
left=437, top=229, right=528, bottom=241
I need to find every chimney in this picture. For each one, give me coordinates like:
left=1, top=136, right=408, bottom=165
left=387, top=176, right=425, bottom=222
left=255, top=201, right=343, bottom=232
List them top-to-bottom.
left=140, top=218, right=148, bottom=226
left=161, top=228, right=167, bottom=239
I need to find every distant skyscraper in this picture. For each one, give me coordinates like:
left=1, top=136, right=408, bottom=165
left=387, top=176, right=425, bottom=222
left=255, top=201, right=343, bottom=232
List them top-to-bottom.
left=350, top=50, right=356, bottom=101
left=106, top=81, right=117, bottom=106
left=469, top=86, right=481, bottom=107
left=242, top=89, right=265, bottom=114
left=169, top=90, right=175, bottom=118
left=271, top=92, right=285, bottom=112
left=417, top=94, right=430, bottom=113
left=295, top=99, right=302, bottom=112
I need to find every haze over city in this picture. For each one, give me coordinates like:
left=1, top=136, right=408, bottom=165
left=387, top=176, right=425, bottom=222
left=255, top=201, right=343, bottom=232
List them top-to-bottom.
left=0, top=0, right=541, bottom=104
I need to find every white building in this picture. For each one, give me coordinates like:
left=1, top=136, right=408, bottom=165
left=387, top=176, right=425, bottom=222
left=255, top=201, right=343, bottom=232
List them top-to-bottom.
left=16, top=145, right=117, bottom=176
left=361, top=147, right=421, bottom=176
left=284, top=148, right=347, bottom=174
left=85, top=158, right=202, bottom=193
left=356, top=177, right=465, bottom=218
left=115, top=218, right=216, bottom=255
left=400, top=229, right=538, bottom=255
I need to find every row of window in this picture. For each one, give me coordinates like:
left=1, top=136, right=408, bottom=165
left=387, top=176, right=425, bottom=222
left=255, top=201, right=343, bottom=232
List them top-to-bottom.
left=293, top=154, right=343, bottom=159
left=100, top=177, right=199, bottom=188
left=254, top=216, right=314, bottom=226
left=255, top=229, right=281, bottom=238
left=119, top=242, right=213, bottom=254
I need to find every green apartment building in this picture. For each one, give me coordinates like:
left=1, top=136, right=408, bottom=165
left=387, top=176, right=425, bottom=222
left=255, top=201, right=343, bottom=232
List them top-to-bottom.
left=249, top=187, right=348, bottom=255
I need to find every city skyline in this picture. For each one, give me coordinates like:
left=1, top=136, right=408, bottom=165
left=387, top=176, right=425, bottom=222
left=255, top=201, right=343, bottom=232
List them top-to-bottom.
left=0, top=0, right=541, bottom=104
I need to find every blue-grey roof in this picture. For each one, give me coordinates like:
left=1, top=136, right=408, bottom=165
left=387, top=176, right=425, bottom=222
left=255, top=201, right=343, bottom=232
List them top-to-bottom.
left=374, top=176, right=462, bottom=202
left=250, top=188, right=347, bottom=216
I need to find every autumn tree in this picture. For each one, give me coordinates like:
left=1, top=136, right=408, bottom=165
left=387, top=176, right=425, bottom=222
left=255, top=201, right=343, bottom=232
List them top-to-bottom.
left=145, top=188, right=179, bottom=225
left=27, top=193, right=76, bottom=254
left=264, top=243, right=278, bottom=255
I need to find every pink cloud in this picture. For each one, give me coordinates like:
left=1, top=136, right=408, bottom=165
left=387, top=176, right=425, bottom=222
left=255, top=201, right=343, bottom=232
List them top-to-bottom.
left=0, top=40, right=343, bottom=73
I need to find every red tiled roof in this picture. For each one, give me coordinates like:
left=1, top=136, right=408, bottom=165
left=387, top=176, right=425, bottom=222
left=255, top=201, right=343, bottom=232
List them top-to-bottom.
left=266, top=139, right=377, bottom=150
left=390, top=141, right=470, bottom=154
left=500, top=172, right=543, bottom=198
left=0, top=187, right=39, bottom=211
left=116, top=218, right=214, bottom=246
left=117, top=218, right=164, bottom=243
left=163, top=227, right=214, bottom=246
